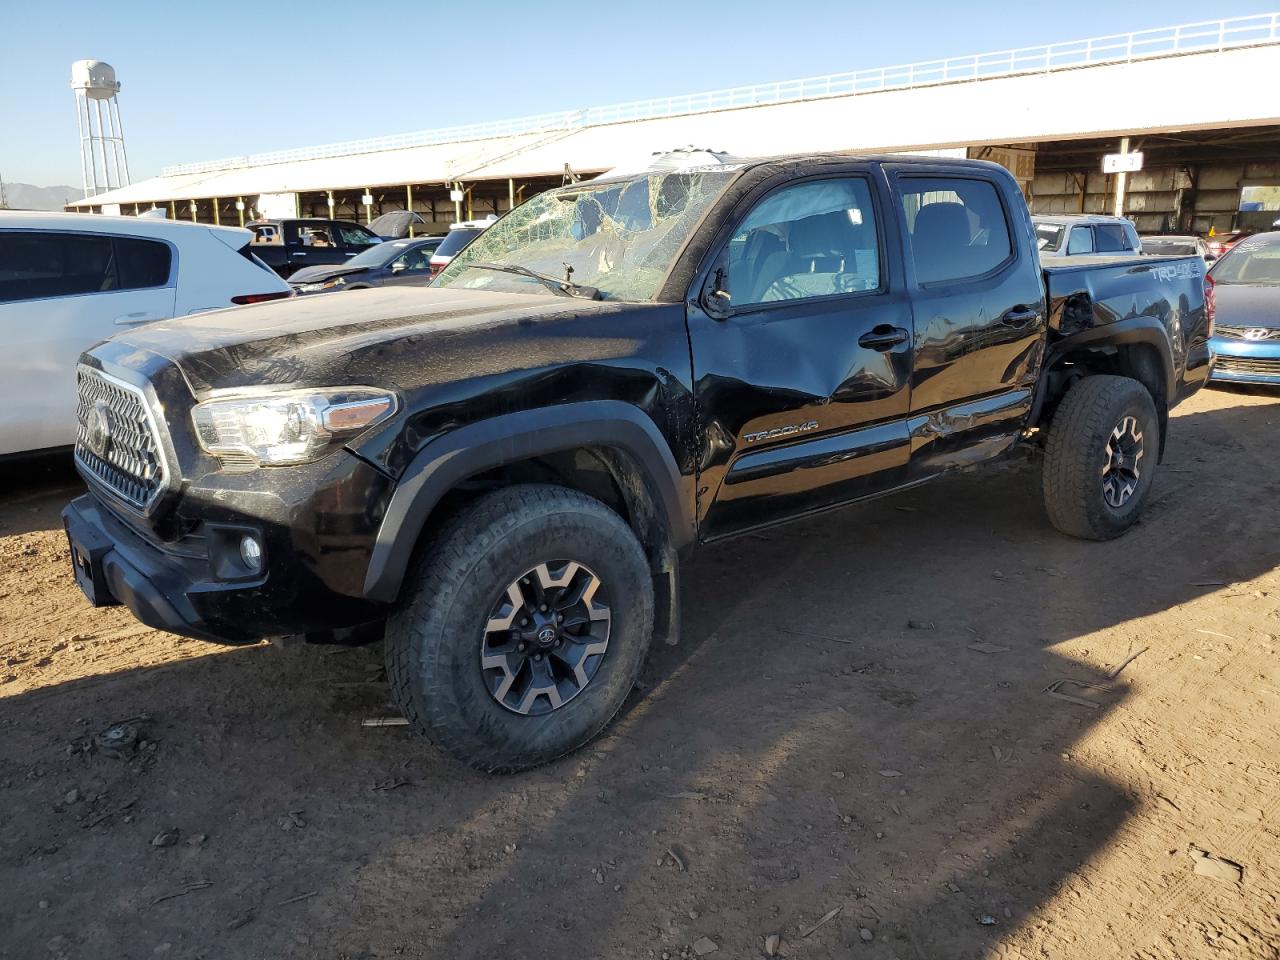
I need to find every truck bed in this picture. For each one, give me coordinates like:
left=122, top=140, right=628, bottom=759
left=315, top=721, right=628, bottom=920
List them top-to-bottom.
left=1041, top=254, right=1205, bottom=339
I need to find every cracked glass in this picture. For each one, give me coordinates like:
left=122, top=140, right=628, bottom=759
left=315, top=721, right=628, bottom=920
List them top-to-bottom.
left=434, top=170, right=738, bottom=301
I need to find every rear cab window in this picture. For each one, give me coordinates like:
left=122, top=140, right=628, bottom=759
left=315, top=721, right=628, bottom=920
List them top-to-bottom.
left=898, top=177, right=1013, bottom=284
left=1036, top=223, right=1064, bottom=252
left=1094, top=223, right=1137, bottom=254
left=434, top=228, right=483, bottom=259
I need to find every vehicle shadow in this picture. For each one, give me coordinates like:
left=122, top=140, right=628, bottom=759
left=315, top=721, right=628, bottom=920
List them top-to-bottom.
left=0, top=396, right=1276, bottom=958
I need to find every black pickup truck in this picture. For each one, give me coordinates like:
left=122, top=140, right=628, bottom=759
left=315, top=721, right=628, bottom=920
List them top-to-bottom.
left=64, top=154, right=1212, bottom=772
left=246, top=218, right=383, bottom=278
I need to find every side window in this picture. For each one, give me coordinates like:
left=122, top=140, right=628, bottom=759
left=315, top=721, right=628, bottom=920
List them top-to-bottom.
left=724, top=177, right=880, bottom=307
left=899, top=177, right=1013, bottom=284
left=1094, top=223, right=1132, bottom=254
left=334, top=224, right=377, bottom=248
left=1067, top=226, right=1095, bottom=255
left=0, top=231, right=115, bottom=303
left=115, top=237, right=172, bottom=289
left=396, top=246, right=433, bottom=272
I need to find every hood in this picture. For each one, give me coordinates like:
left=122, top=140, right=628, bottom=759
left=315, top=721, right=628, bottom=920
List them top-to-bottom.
left=287, top=264, right=372, bottom=285
left=1213, top=283, right=1280, bottom=328
left=113, top=285, right=634, bottom=395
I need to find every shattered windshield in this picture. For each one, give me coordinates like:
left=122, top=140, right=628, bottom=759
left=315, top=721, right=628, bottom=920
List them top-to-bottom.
left=434, top=170, right=738, bottom=301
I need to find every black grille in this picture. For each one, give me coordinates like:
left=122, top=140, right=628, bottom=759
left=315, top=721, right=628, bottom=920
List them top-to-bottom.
left=1215, top=356, right=1280, bottom=376
left=74, top=366, right=166, bottom=509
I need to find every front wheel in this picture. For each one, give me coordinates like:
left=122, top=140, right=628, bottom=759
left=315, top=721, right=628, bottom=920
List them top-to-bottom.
left=1041, top=375, right=1160, bottom=541
left=385, top=484, right=654, bottom=773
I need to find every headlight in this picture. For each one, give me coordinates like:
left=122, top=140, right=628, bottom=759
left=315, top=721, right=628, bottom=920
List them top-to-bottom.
left=322, top=277, right=346, bottom=289
left=295, top=282, right=325, bottom=293
left=192, top=387, right=397, bottom=466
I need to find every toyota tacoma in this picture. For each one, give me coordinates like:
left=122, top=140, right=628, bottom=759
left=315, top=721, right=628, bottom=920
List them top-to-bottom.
left=63, top=154, right=1213, bottom=772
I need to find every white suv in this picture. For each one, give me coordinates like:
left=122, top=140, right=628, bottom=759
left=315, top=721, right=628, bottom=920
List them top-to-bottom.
left=0, top=212, right=292, bottom=456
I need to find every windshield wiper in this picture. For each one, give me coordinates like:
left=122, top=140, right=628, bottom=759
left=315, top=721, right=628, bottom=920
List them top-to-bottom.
left=465, top=262, right=600, bottom=300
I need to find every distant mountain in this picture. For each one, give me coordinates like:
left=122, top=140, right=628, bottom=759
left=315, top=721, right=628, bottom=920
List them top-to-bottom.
left=2, top=183, right=81, bottom=211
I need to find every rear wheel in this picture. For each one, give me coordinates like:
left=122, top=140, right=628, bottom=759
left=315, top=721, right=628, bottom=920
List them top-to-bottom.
left=1041, top=375, right=1159, bottom=540
left=385, top=484, right=653, bottom=773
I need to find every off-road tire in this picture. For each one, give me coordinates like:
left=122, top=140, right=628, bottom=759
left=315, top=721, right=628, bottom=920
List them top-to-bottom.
left=1042, top=375, right=1159, bottom=541
left=385, top=484, right=653, bottom=773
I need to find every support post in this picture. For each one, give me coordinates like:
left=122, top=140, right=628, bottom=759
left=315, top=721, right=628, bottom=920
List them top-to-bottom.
left=1113, top=136, right=1130, bottom=219
left=508, top=177, right=515, bottom=214
left=453, top=182, right=462, bottom=223
left=406, top=184, right=414, bottom=236
left=237, top=196, right=245, bottom=227
left=213, top=198, right=220, bottom=226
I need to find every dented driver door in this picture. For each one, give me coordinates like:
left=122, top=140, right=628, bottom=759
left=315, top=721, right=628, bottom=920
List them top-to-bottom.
left=689, top=169, right=916, bottom=541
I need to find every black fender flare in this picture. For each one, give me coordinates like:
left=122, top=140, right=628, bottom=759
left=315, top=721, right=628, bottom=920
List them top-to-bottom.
left=1030, top=316, right=1176, bottom=427
left=362, top=400, right=694, bottom=603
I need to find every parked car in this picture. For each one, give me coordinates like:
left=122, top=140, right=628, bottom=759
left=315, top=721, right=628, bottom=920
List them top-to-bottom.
left=64, top=154, right=1211, bottom=772
left=0, top=212, right=290, bottom=458
left=1033, top=214, right=1142, bottom=258
left=427, top=216, right=497, bottom=279
left=247, top=218, right=382, bottom=279
left=1205, top=229, right=1256, bottom=260
left=1206, top=231, right=1280, bottom=386
left=1141, top=234, right=1214, bottom=262
left=289, top=236, right=444, bottom=295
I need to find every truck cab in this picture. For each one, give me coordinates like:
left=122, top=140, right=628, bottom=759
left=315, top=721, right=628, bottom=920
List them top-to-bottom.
left=248, top=218, right=382, bottom=278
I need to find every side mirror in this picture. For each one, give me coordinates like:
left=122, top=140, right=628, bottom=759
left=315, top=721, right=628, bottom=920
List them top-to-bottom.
left=390, top=261, right=407, bottom=273
left=700, top=267, right=732, bottom=320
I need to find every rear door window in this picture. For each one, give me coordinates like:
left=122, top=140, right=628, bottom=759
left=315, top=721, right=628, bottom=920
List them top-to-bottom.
left=899, top=177, right=1013, bottom=284
left=333, top=223, right=379, bottom=249
left=1094, top=223, right=1134, bottom=254
left=1067, top=227, right=1095, bottom=255
left=115, top=236, right=172, bottom=289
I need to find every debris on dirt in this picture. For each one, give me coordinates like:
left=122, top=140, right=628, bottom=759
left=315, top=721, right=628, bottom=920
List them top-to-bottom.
left=907, top=620, right=935, bottom=630
left=779, top=626, right=856, bottom=645
left=1195, top=628, right=1235, bottom=640
left=967, top=642, right=1010, bottom=654
left=1106, top=646, right=1149, bottom=680
left=1043, top=678, right=1109, bottom=709
left=361, top=716, right=410, bottom=727
left=95, top=720, right=142, bottom=758
left=991, top=745, right=1004, bottom=762
left=877, top=769, right=902, bottom=778
left=372, top=777, right=409, bottom=792
left=62, top=788, right=80, bottom=805
left=666, top=791, right=710, bottom=801
left=278, top=811, right=306, bottom=831
left=150, top=829, right=180, bottom=848
left=186, top=833, right=208, bottom=846
left=666, top=845, right=687, bottom=872
left=1189, top=846, right=1244, bottom=884
left=151, top=880, right=212, bottom=905
left=277, top=891, right=318, bottom=907
left=800, top=905, right=842, bottom=938
left=226, top=911, right=255, bottom=930
left=977, top=914, right=999, bottom=925
left=859, top=926, right=874, bottom=941
left=764, top=933, right=782, bottom=956
left=691, top=936, right=718, bottom=956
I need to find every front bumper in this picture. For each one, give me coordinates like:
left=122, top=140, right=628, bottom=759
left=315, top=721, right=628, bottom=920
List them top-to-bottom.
left=1209, top=336, right=1280, bottom=385
left=63, top=451, right=397, bottom=644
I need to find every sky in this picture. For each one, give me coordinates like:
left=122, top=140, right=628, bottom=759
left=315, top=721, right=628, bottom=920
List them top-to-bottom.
left=2, top=0, right=1278, bottom=188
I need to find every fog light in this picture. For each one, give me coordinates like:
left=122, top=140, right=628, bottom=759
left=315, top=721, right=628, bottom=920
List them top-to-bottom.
left=239, top=535, right=263, bottom=572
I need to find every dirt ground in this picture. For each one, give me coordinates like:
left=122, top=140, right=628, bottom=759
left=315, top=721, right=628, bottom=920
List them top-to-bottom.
left=1, top=386, right=1278, bottom=960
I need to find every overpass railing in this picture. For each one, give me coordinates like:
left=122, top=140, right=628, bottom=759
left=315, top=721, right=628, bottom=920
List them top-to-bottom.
left=163, top=13, right=1280, bottom=177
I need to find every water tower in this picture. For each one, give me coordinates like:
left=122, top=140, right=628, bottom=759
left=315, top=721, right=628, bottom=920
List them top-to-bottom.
left=70, top=60, right=130, bottom=199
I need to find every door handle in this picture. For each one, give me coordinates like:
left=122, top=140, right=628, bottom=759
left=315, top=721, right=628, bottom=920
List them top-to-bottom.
left=290, top=251, right=307, bottom=257
left=1001, top=306, right=1040, bottom=329
left=114, top=312, right=163, bottom=325
left=858, top=326, right=910, bottom=351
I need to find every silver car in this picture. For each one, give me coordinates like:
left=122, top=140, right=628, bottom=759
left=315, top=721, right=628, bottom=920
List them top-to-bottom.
left=1033, top=215, right=1141, bottom=258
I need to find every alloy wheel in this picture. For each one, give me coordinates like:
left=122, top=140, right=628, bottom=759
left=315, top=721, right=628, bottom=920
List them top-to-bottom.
left=1102, top=415, right=1145, bottom=509
left=480, top=561, right=611, bottom=716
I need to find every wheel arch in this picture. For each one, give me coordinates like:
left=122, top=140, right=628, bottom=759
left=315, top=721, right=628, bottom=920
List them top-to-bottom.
left=1031, top=318, right=1175, bottom=457
left=362, top=401, right=693, bottom=642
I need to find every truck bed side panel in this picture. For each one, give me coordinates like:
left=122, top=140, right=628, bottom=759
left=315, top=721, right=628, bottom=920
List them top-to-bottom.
left=1042, top=256, right=1211, bottom=404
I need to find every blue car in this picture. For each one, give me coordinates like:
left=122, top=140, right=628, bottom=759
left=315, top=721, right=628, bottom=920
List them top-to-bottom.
left=1208, top=231, right=1280, bottom=386
left=288, top=234, right=443, bottom=295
